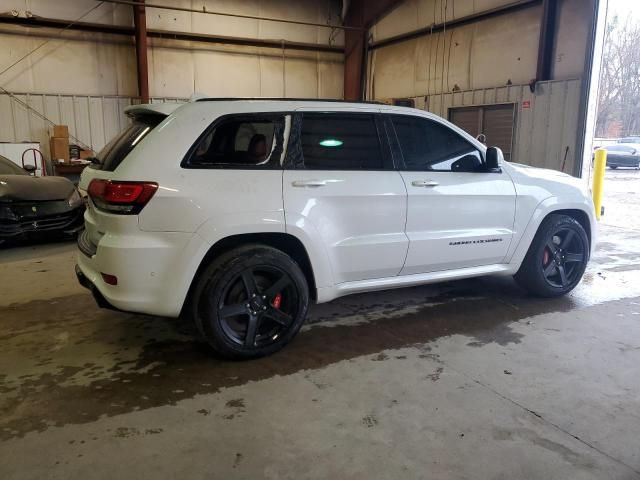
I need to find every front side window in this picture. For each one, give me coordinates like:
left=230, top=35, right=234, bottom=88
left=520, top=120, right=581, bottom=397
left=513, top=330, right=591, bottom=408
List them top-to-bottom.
left=298, top=113, right=384, bottom=170
left=186, top=115, right=284, bottom=168
left=392, top=116, right=483, bottom=172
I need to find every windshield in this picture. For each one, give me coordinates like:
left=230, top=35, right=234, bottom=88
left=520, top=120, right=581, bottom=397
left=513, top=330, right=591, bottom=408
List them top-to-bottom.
left=93, top=115, right=163, bottom=171
left=0, top=155, right=28, bottom=175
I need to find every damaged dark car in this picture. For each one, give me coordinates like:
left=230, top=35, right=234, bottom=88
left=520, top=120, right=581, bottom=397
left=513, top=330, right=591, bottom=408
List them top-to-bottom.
left=0, top=155, right=84, bottom=246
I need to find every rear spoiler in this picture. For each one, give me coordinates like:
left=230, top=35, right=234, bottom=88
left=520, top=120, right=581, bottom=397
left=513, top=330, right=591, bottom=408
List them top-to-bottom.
left=124, top=103, right=183, bottom=118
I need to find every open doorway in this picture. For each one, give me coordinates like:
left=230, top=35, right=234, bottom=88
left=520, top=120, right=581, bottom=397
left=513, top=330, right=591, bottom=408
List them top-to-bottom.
left=591, top=0, right=640, bottom=229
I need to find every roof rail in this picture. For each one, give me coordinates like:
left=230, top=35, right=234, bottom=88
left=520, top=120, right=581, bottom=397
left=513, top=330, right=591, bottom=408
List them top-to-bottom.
left=194, top=97, right=385, bottom=105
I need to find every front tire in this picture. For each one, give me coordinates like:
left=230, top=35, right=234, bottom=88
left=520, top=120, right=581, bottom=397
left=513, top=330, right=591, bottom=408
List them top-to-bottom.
left=514, top=214, right=589, bottom=297
left=192, top=245, right=309, bottom=359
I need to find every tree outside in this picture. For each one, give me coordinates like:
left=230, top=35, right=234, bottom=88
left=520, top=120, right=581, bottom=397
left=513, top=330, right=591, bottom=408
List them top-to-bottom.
left=596, top=1, right=640, bottom=138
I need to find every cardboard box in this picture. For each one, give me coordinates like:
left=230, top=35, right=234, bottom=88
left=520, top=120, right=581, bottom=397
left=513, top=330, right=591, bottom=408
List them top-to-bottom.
left=51, top=124, right=69, bottom=138
left=50, top=137, right=70, bottom=162
left=79, top=149, right=93, bottom=160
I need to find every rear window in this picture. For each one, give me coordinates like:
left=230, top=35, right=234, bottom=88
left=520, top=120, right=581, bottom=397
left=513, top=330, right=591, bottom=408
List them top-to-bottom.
left=92, top=115, right=162, bottom=171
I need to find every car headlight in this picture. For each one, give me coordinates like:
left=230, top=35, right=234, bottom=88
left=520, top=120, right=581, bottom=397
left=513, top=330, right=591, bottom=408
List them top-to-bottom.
left=67, top=189, right=82, bottom=207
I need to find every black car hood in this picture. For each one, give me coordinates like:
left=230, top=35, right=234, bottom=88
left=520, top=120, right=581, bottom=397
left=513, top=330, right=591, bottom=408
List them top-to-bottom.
left=0, top=175, right=75, bottom=202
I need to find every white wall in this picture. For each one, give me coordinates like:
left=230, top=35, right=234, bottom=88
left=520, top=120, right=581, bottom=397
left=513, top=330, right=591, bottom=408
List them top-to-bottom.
left=0, top=0, right=344, bottom=98
left=0, top=0, right=345, bottom=157
left=366, top=0, right=595, bottom=175
left=368, top=0, right=593, bottom=100
left=0, top=91, right=182, bottom=162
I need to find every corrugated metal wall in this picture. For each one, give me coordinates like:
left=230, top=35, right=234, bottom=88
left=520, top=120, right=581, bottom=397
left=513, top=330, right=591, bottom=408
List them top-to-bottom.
left=0, top=0, right=344, bottom=99
left=2, top=79, right=582, bottom=176
left=411, top=79, right=582, bottom=175
left=0, top=92, right=183, bottom=159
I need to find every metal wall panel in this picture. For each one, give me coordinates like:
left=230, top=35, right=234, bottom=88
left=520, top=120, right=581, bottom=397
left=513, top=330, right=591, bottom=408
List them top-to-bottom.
left=1, top=0, right=343, bottom=98
left=369, top=0, right=592, bottom=99
left=415, top=79, right=582, bottom=175
left=0, top=92, right=184, bottom=161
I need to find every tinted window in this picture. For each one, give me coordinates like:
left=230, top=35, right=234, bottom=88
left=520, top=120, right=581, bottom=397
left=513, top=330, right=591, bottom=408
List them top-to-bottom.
left=300, top=113, right=383, bottom=169
left=94, top=115, right=162, bottom=171
left=187, top=116, right=283, bottom=167
left=392, top=116, right=483, bottom=172
left=0, top=156, right=27, bottom=175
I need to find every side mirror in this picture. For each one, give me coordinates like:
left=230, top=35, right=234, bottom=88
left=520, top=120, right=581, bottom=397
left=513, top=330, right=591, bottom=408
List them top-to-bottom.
left=485, top=146, right=504, bottom=171
left=23, top=164, right=37, bottom=173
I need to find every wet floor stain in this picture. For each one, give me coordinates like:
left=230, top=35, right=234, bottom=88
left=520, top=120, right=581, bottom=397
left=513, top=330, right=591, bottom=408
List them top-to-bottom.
left=0, top=274, right=632, bottom=441
left=372, top=353, right=389, bottom=361
left=425, top=367, right=444, bottom=382
left=222, top=398, right=246, bottom=420
left=362, top=415, right=378, bottom=428
left=111, top=426, right=163, bottom=438
left=232, top=452, right=244, bottom=469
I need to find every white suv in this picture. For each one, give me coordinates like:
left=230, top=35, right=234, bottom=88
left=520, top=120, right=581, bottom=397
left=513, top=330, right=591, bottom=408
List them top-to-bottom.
left=76, top=99, right=596, bottom=358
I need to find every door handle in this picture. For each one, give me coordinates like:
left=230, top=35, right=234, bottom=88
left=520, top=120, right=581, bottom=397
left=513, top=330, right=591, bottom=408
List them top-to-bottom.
left=292, top=180, right=328, bottom=188
left=411, top=180, right=439, bottom=187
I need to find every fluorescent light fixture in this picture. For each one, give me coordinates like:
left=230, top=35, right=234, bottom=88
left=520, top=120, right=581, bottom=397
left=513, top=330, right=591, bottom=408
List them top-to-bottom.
left=319, top=138, right=343, bottom=147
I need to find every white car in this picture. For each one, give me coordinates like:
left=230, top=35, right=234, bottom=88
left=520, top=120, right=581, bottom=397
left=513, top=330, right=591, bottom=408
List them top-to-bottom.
left=76, top=99, right=596, bottom=358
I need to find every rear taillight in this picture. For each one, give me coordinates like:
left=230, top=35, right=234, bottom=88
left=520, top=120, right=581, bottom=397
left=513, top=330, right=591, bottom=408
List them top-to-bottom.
left=88, top=179, right=158, bottom=214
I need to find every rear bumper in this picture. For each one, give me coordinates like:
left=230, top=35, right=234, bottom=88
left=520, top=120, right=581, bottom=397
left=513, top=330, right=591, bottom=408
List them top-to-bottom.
left=76, top=228, right=207, bottom=317
left=75, top=264, right=122, bottom=312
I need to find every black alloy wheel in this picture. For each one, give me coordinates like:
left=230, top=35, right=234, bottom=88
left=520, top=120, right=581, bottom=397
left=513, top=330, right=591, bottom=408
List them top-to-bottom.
left=515, top=214, right=589, bottom=297
left=541, top=228, right=586, bottom=289
left=193, top=245, right=309, bottom=359
left=217, top=265, right=299, bottom=349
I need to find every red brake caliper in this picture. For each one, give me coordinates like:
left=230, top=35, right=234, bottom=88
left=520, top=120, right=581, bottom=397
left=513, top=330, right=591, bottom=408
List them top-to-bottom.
left=272, top=292, right=282, bottom=309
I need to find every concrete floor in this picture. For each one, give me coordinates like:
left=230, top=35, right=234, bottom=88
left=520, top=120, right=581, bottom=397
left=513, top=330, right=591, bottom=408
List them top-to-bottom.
left=1, top=169, right=640, bottom=479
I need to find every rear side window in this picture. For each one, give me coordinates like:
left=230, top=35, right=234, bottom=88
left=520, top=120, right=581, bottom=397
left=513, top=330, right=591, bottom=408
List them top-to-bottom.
left=299, top=113, right=384, bottom=170
left=93, top=115, right=162, bottom=171
left=185, top=115, right=284, bottom=168
left=391, top=116, right=483, bottom=172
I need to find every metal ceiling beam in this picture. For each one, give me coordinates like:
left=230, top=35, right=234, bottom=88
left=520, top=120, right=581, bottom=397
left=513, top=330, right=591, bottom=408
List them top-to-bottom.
left=101, top=0, right=362, bottom=31
left=369, top=0, right=541, bottom=50
left=0, top=14, right=132, bottom=35
left=0, top=15, right=343, bottom=53
left=147, top=30, right=343, bottom=53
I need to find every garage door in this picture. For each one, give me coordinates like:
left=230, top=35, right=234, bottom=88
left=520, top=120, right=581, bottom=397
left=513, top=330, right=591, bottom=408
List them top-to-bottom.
left=449, top=104, right=516, bottom=161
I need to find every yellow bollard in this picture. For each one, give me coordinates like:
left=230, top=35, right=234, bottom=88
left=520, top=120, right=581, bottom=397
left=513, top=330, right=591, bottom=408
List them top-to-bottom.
left=592, top=148, right=607, bottom=221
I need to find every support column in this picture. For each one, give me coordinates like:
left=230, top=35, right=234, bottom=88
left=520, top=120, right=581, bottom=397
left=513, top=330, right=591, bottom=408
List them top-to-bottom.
left=133, top=0, right=149, bottom=103
left=343, top=0, right=403, bottom=101
left=536, top=0, right=560, bottom=82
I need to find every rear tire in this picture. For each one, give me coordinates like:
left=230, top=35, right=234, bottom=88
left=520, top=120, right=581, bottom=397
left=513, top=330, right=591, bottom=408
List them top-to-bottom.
left=514, top=214, right=589, bottom=297
left=191, top=244, right=309, bottom=359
